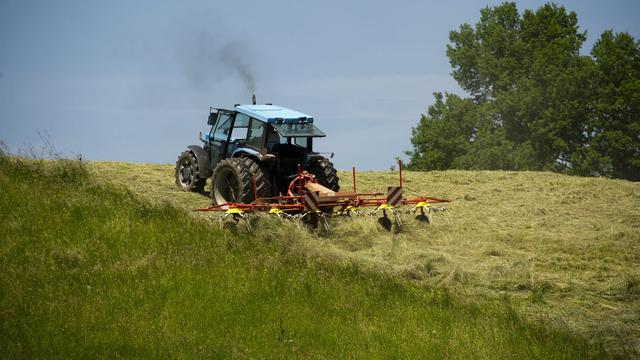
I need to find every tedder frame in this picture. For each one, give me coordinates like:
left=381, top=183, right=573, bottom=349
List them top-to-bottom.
left=196, top=159, right=450, bottom=232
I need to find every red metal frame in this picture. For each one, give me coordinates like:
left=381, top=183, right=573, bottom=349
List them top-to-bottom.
left=195, top=161, right=450, bottom=214
left=352, top=166, right=357, bottom=192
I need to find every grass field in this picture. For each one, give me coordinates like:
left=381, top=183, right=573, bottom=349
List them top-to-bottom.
left=0, top=156, right=636, bottom=358
left=88, top=161, right=640, bottom=357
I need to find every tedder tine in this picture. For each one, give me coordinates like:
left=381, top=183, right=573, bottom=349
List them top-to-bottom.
left=320, top=213, right=330, bottom=231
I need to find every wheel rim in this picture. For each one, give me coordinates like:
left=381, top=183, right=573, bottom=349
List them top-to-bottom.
left=178, top=161, right=193, bottom=187
left=214, top=167, right=239, bottom=204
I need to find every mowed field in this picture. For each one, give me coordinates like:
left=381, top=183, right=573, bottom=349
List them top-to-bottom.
left=5, top=156, right=622, bottom=359
left=89, top=161, right=640, bottom=356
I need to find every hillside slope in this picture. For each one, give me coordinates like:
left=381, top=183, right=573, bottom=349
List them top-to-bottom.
left=0, top=157, right=612, bottom=358
left=89, top=161, right=640, bottom=356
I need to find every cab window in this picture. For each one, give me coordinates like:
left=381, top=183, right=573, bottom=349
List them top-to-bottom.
left=213, top=113, right=232, bottom=141
left=229, top=113, right=250, bottom=141
left=246, top=118, right=266, bottom=149
left=294, top=137, right=307, bottom=147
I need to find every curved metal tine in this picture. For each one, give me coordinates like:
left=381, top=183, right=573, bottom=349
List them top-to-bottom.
left=300, top=211, right=318, bottom=229
left=391, top=211, right=402, bottom=233
left=279, top=212, right=293, bottom=221
left=394, top=212, right=403, bottom=227
left=222, top=213, right=238, bottom=230
left=233, top=213, right=242, bottom=224
left=242, top=213, right=253, bottom=233
left=289, top=213, right=305, bottom=229
left=320, top=213, right=330, bottom=231
left=368, top=213, right=377, bottom=224
left=218, top=214, right=225, bottom=231
left=295, top=217, right=305, bottom=229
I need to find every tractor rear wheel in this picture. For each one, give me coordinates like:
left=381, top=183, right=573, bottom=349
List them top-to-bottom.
left=175, top=150, right=206, bottom=193
left=211, top=157, right=272, bottom=205
left=307, top=157, right=340, bottom=192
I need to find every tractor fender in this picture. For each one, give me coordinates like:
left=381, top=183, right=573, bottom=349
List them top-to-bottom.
left=186, top=145, right=213, bottom=178
left=231, top=148, right=276, bottom=162
left=306, top=153, right=323, bottom=165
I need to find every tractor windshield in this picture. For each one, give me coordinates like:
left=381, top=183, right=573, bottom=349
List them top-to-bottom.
left=272, top=123, right=326, bottom=138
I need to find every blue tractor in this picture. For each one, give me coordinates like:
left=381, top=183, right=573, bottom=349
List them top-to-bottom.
left=175, top=101, right=339, bottom=204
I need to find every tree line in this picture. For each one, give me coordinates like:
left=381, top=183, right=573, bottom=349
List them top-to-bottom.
left=407, top=2, right=640, bottom=181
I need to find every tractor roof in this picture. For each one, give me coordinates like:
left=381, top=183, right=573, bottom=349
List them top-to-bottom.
left=234, top=104, right=315, bottom=124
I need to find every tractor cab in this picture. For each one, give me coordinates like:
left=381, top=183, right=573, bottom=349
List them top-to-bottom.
left=206, top=104, right=327, bottom=167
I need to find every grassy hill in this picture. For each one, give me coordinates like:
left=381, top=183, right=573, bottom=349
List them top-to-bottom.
left=1, top=156, right=637, bottom=358
left=89, top=161, right=640, bottom=357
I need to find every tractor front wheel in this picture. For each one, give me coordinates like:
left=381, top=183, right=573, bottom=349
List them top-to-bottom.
left=175, top=150, right=206, bottom=193
left=211, top=157, right=272, bottom=205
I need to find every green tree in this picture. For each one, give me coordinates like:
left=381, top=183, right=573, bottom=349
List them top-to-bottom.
left=408, top=2, right=640, bottom=180
left=447, top=3, right=525, bottom=101
left=589, top=30, right=640, bottom=180
left=407, top=93, right=476, bottom=170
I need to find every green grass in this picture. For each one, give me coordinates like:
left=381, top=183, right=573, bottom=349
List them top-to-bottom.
left=0, top=156, right=616, bottom=358
left=88, top=161, right=640, bottom=357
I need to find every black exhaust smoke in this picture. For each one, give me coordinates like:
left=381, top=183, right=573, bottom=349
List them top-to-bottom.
left=181, top=34, right=258, bottom=96
left=218, top=42, right=256, bottom=95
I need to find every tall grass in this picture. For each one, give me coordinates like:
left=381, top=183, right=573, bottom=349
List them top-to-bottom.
left=0, top=156, right=612, bottom=358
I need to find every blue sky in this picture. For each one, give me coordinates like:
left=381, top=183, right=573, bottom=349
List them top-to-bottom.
left=1, top=0, right=639, bottom=170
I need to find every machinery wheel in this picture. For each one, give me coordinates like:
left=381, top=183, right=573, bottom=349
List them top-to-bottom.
left=175, top=150, right=206, bottom=193
left=211, top=157, right=272, bottom=205
left=307, top=157, right=340, bottom=191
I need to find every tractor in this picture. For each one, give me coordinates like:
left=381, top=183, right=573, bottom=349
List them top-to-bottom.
left=175, top=100, right=339, bottom=205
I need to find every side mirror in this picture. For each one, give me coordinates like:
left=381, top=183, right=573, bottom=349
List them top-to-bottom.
left=208, top=112, right=217, bottom=126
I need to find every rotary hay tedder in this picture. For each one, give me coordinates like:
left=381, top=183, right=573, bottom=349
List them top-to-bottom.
left=195, top=159, right=450, bottom=233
